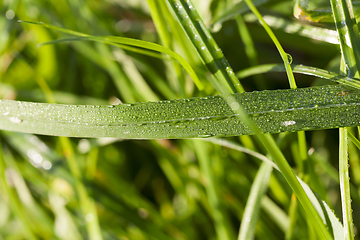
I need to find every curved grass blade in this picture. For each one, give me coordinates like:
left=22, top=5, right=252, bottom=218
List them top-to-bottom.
left=146, top=0, right=187, bottom=96
left=242, top=0, right=297, bottom=89
left=330, top=0, right=360, bottom=238
left=241, top=2, right=308, bottom=200
left=162, top=5, right=330, bottom=237
left=19, top=20, right=204, bottom=91
left=38, top=37, right=167, bottom=60
left=236, top=64, right=360, bottom=90
left=1, top=85, right=360, bottom=138
left=202, top=137, right=344, bottom=240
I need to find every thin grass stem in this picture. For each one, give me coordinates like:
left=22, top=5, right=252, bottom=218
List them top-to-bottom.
left=242, top=0, right=297, bottom=89
left=235, top=15, right=265, bottom=90
left=339, top=128, right=354, bottom=240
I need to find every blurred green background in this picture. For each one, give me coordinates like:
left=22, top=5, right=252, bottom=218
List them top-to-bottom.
left=0, top=0, right=358, bottom=239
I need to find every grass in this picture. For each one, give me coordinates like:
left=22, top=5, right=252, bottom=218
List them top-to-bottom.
left=0, top=0, right=360, bottom=239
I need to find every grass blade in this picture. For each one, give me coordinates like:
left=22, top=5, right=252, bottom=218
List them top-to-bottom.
left=166, top=0, right=243, bottom=93
left=242, top=0, right=297, bottom=89
left=330, top=0, right=359, bottom=238
left=330, top=0, right=360, bottom=78
left=235, top=15, right=265, bottom=89
left=19, top=20, right=204, bottom=91
left=39, top=37, right=167, bottom=59
left=236, top=64, right=360, bottom=90
left=1, top=85, right=360, bottom=138
left=339, top=128, right=353, bottom=240
left=203, top=137, right=344, bottom=239
left=193, top=140, right=234, bottom=240
left=0, top=142, right=37, bottom=240
left=238, top=162, right=272, bottom=240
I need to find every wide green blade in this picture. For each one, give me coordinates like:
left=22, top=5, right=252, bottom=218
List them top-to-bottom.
left=1, top=85, right=360, bottom=139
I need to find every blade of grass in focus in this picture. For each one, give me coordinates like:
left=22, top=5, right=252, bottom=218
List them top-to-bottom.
left=330, top=0, right=359, bottom=238
left=167, top=2, right=333, bottom=239
left=36, top=74, right=104, bottom=240
left=3, top=84, right=360, bottom=138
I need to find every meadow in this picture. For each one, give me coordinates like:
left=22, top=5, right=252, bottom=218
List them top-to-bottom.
left=0, top=0, right=359, bottom=239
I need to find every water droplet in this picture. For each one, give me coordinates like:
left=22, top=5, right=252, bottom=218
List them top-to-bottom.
left=5, top=10, right=15, bottom=20
left=286, top=53, right=293, bottom=64
left=345, top=64, right=351, bottom=77
left=230, top=102, right=240, bottom=111
left=308, top=104, right=318, bottom=108
left=10, top=117, right=22, bottom=123
left=282, top=120, right=296, bottom=126
left=78, top=139, right=91, bottom=153
left=27, top=149, right=43, bottom=163
left=42, top=161, right=52, bottom=170
left=138, top=208, right=149, bottom=219
left=85, top=213, right=94, bottom=222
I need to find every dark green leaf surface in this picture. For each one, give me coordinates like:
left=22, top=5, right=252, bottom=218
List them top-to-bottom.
left=1, top=85, right=360, bottom=139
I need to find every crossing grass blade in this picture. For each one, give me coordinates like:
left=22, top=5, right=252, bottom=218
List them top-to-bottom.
left=166, top=0, right=244, bottom=93
left=330, top=0, right=360, bottom=238
left=19, top=21, right=204, bottom=91
left=237, top=64, right=360, bottom=90
left=203, top=137, right=344, bottom=239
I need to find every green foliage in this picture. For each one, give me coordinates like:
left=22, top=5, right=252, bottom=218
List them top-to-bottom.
left=1, top=0, right=360, bottom=239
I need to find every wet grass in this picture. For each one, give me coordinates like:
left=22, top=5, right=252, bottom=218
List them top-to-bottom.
left=0, top=0, right=359, bottom=239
